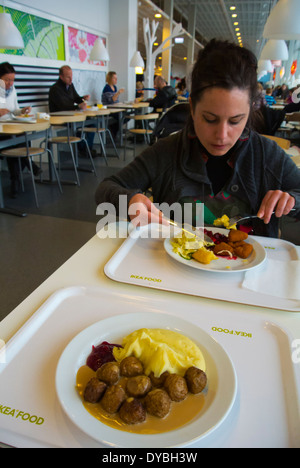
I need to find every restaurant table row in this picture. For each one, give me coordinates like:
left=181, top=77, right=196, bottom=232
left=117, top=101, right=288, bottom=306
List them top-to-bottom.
left=0, top=222, right=299, bottom=448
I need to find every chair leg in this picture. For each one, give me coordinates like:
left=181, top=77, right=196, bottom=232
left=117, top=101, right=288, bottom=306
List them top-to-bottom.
left=106, top=129, right=120, bottom=159
left=97, top=133, right=108, bottom=166
left=82, top=138, right=98, bottom=177
left=69, top=144, right=80, bottom=186
left=47, top=149, right=63, bottom=193
left=27, top=157, right=39, bottom=208
left=18, top=158, right=25, bottom=192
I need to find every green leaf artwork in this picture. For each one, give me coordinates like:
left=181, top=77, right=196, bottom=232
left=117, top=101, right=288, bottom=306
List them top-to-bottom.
left=0, top=6, right=65, bottom=60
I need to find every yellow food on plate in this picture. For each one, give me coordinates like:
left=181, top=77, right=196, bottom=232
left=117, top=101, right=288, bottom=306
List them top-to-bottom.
left=213, top=214, right=237, bottom=230
left=192, top=247, right=217, bottom=264
left=113, top=328, right=206, bottom=378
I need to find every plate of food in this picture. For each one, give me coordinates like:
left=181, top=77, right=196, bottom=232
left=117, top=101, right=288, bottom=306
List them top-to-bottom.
left=12, top=113, right=36, bottom=122
left=164, top=226, right=266, bottom=273
left=55, top=312, right=237, bottom=448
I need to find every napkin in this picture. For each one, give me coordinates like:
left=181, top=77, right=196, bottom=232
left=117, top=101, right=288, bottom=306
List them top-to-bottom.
left=242, top=259, right=300, bottom=301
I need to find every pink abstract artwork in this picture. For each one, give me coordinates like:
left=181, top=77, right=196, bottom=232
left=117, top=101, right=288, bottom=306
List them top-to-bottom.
left=68, top=27, right=106, bottom=65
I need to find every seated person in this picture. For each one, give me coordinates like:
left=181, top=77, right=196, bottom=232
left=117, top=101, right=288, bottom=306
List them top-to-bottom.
left=95, top=39, right=300, bottom=240
left=0, top=62, right=41, bottom=198
left=48, top=65, right=95, bottom=156
left=48, top=65, right=89, bottom=112
left=101, top=71, right=125, bottom=105
left=102, top=71, right=125, bottom=139
left=147, top=76, right=177, bottom=112
left=265, top=88, right=276, bottom=106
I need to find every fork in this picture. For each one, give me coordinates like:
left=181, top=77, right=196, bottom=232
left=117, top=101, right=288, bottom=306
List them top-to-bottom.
left=229, top=209, right=295, bottom=226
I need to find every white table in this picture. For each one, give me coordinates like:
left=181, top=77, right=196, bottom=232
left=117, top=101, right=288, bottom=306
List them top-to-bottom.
left=0, top=226, right=299, bottom=448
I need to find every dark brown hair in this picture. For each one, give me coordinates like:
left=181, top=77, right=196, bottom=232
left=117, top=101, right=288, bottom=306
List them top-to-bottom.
left=190, top=39, right=258, bottom=108
left=0, top=62, right=15, bottom=78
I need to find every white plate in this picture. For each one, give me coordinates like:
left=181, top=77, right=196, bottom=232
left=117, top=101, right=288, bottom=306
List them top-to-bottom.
left=12, top=114, right=36, bottom=123
left=164, top=228, right=267, bottom=273
left=55, top=312, right=237, bottom=448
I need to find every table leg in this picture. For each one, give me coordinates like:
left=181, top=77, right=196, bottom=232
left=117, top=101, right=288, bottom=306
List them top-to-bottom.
left=0, top=173, right=27, bottom=217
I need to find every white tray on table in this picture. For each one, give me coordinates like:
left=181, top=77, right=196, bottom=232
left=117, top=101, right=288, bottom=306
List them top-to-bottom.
left=104, top=226, right=300, bottom=312
left=0, top=285, right=299, bottom=448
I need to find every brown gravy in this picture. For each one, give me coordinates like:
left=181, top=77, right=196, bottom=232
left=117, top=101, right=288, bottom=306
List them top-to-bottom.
left=76, top=365, right=206, bottom=434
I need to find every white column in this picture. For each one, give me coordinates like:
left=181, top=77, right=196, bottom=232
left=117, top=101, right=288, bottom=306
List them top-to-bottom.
left=109, top=0, right=138, bottom=101
left=161, top=0, right=173, bottom=84
left=186, top=2, right=197, bottom=76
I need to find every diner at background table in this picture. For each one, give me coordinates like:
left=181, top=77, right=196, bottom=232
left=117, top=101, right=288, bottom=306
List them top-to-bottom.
left=95, top=39, right=300, bottom=239
left=0, top=62, right=41, bottom=198
left=48, top=65, right=96, bottom=157
left=102, top=71, right=126, bottom=140
left=145, top=75, right=177, bottom=112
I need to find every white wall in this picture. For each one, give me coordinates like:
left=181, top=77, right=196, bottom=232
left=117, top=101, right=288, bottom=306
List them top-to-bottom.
left=14, top=0, right=110, bottom=34
left=109, top=0, right=138, bottom=102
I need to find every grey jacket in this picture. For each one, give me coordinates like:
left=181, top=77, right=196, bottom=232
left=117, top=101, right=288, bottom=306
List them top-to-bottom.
left=95, top=127, right=300, bottom=238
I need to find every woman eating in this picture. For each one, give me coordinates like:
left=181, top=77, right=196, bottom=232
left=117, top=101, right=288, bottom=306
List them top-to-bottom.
left=95, top=40, right=300, bottom=238
left=0, top=62, right=41, bottom=197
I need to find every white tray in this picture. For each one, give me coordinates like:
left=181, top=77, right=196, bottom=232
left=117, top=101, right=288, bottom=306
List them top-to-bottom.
left=104, top=229, right=300, bottom=312
left=0, top=286, right=299, bottom=448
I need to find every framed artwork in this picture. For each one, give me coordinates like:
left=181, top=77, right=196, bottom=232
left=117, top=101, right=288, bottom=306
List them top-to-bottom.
left=0, top=6, right=65, bottom=60
left=68, top=27, right=106, bottom=66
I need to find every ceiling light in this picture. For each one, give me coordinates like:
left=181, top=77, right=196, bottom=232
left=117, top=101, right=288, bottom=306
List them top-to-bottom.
left=263, top=0, right=300, bottom=40
left=230, top=6, right=236, bottom=10
left=0, top=12, right=24, bottom=48
left=155, top=13, right=162, bottom=18
left=232, top=14, right=237, bottom=18
left=234, top=22, right=239, bottom=25
left=235, top=28, right=240, bottom=31
left=90, top=38, right=109, bottom=61
left=260, top=39, right=289, bottom=61
left=129, top=51, right=145, bottom=68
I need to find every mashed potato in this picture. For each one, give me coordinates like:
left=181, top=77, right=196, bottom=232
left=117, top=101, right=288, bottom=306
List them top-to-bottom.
left=213, top=215, right=237, bottom=230
left=113, top=328, right=206, bottom=378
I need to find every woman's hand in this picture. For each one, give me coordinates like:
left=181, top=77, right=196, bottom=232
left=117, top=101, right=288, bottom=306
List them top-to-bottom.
left=21, top=106, right=32, bottom=115
left=0, top=108, right=9, bottom=117
left=257, top=190, right=295, bottom=224
left=128, top=193, right=165, bottom=226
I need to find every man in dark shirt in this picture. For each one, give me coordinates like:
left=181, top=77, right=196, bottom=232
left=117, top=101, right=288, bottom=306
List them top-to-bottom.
left=48, top=65, right=96, bottom=156
left=48, top=65, right=89, bottom=112
left=148, top=75, right=177, bottom=111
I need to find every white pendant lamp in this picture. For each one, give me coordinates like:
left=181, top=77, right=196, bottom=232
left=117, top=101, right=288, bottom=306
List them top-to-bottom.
left=263, top=0, right=300, bottom=40
left=0, top=12, right=24, bottom=48
left=90, top=38, right=109, bottom=62
left=260, top=39, right=289, bottom=61
left=130, top=51, right=145, bottom=69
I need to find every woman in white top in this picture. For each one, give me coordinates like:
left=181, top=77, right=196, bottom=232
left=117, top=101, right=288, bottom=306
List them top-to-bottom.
left=0, top=62, right=41, bottom=197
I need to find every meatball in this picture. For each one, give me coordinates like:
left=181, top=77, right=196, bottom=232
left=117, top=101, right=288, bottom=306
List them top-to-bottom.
left=120, top=356, right=144, bottom=377
left=96, top=361, right=120, bottom=385
left=185, top=367, right=207, bottom=394
left=149, top=371, right=169, bottom=387
left=164, top=374, right=188, bottom=402
left=126, top=375, right=152, bottom=397
left=84, top=377, right=106, bottom=403
left=101, top=384, right=126, bottom=413
left=145, top=389, right=171, bottom=418
left=119, top=397, right=146, bottom=424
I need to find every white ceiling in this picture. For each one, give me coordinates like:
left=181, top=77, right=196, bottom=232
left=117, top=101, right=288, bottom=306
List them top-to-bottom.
left=138, top=0, right=280, bottom=65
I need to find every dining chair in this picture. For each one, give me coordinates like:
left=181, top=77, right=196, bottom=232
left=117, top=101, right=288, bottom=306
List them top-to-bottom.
left=83, top=110, right=119, bottom=165
left=285, top=112, right=300, bottom=122
left=123, top=113, right=159, bottom=159
left=49, top=114, right=97, bottom=186
left=0, top=122, right=62, bottom=208
left=262, top=134, right=291, bottom=150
